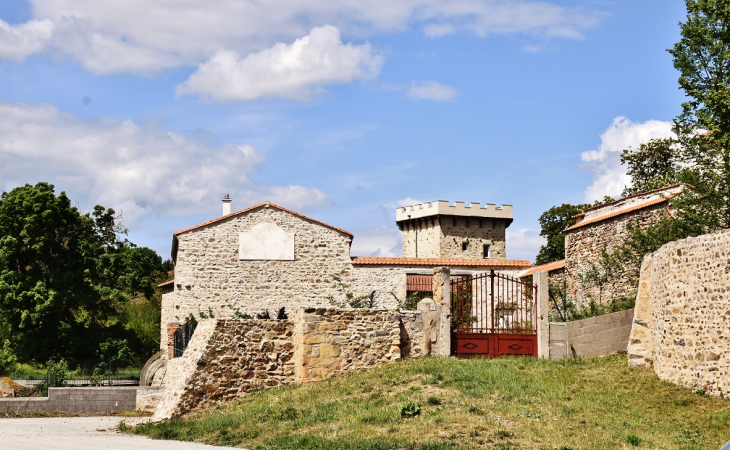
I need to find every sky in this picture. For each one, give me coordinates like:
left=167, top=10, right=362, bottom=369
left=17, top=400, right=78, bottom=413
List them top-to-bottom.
left=0, top=0, right=689, bottom=262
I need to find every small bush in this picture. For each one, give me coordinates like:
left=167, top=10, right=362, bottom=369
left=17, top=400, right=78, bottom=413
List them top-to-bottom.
left=276, top=307, right=288, bottom=320
left=36, top=359, right=68, bottom=396
left=427, top=396, right=442, bottom=406
left=398, top=401, right=420, bottom=418
left=626, top=434, right=641, bottom=446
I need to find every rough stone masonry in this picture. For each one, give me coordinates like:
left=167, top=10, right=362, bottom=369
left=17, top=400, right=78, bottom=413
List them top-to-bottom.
left=628, top=229, right=730, bottom=397
left=153, top=307, right=431, bottom=419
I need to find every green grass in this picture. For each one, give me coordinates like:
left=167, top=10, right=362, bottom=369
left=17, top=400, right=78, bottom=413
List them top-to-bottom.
left=130, top=355, right=730, bottom=449
left=6, top=363, right=141, bottom=380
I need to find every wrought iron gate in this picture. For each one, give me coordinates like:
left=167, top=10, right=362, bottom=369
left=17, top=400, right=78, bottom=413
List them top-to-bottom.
left=451, top=270, right=538, bottom=358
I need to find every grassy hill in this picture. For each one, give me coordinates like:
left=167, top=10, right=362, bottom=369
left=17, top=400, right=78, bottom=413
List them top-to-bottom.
left=129, top=355, right=730, bottom=449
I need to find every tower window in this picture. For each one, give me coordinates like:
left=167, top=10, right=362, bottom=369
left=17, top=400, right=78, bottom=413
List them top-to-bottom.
left=462, top=242, right=469, bottom=251
left=483, top=245, right=490, bottom=258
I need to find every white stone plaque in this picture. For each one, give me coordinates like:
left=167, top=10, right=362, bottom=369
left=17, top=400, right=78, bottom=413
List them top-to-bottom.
left=239, top=223, right=294, bottom=260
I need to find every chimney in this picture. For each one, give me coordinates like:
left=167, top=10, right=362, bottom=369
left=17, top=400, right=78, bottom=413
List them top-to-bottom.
left=222, top=193, right=232, bottom=216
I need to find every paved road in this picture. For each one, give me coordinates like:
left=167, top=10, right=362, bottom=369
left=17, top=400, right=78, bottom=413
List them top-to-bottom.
left=0, top=417, right=235, bottom=450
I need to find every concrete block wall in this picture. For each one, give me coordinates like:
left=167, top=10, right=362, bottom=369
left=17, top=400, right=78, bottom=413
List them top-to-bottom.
left=549, top=309, right=634, bottom=359
left=0, top=387, right=137, bottom=413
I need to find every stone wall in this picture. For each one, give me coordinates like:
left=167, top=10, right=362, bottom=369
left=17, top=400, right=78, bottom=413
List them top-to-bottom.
left=565, top=203, right=667, bottom=305
left=172, top=205, right=354, bottom=324
left=401, top=216, right=507, bottom=259
left=439, top=216, right=507, bottom=259
left=402, top=220, right=442, bottom=258
left=628, top=230, right=730, bottom=397
left=549, top=267, right=566, bottom=290
left=160, top=291, right=175, bottom=351
left=154, top=307, right=430, bottom=419
left=294, top=308, right=402, bottom=383
left=400, top=309, right=431, bottom=358
left=549, top=309, right=634, bottom=359
left=153, top=319, right=294, bottom=419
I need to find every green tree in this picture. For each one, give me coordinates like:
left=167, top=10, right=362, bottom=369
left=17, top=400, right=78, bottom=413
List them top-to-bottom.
left=668, top=0, right=730, bottom=231
left=612, top=1, right=730, bottom=274
left=620, top=138, right=684, bottom=196
left=0, top=183, right=163, bottom=363
left=535, top=203, right=588, bottom=265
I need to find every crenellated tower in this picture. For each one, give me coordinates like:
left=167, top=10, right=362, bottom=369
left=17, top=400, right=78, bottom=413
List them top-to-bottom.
left=396, top=201, right=513, bottom=259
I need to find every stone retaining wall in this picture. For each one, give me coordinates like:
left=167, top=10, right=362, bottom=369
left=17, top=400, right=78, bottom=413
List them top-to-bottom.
left=628, top=230, right=730, bottom=396
left=154, top=307, right=428, bottom=419
left=294, top=308, right=402, bottom=383
left=549, top=309, right=634, bottom=359
left=153, top=319, right=294, bottom=419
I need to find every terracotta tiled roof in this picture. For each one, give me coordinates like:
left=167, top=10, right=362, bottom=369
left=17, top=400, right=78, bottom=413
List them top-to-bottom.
left=581, top=183, right=686, bottom=214
left=564, top=196, right=673, bottom=232
left=174, top=201, right=353, bottom=237
left=351, top=257, right=531, bottom=268
left=519, top=259, right=565, bottom=278
left=157, top=279, right=174, bottom=288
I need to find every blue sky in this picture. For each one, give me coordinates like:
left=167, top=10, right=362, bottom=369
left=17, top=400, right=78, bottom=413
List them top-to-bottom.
left=0, top=0, right=688, bottom=262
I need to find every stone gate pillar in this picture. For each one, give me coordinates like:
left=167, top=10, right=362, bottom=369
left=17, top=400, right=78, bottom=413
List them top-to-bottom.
left=432, top=267, right=451, bottom=356
left=535, top=271, right=550, bottom=358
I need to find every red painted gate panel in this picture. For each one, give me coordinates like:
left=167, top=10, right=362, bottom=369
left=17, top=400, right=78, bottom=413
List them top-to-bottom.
left=451, top=271, right=537, bottom=358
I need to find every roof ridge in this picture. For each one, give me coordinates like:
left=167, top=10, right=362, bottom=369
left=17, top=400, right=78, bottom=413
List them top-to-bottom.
left=582, top=183, right=685, bottom=213
left=565, top=196, right=673, bottom=232
left=174, top=202, right=353, bottom=237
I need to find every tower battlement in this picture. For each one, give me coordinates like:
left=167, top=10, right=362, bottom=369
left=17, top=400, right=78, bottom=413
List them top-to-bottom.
left=396, top=200, right=513, bottom=222
left=396, top=200, right=512, bottom=259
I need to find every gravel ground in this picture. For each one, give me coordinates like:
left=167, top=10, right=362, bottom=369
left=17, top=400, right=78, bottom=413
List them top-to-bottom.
left=0, top=417, right=235, bottom=450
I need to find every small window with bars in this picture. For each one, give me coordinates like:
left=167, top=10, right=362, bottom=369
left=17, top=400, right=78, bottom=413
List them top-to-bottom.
left=483, top=244, right=490, bottom=258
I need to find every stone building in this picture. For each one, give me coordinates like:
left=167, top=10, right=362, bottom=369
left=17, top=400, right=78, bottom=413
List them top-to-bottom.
left=563, top=184, right=684, bottom=305
left=160, top=197, right=530, bottom=351
left=396, top=201, right=513, bottom=259
left=519, top=259, right=565, bottom=287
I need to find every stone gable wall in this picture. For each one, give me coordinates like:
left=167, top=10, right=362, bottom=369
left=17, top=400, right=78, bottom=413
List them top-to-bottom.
left=565, top=203, right=667, bottom=305
left=171, top=205, right=353, bottom=323
left=628, top=230, right=730, bottom=397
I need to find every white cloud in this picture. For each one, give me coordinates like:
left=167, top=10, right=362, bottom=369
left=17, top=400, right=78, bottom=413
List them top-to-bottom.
left=1, top=0, right=605, bottom=73
left=0, top=18, right=54, bottom=61
left=178, top=26, right=382, bottom=102
left=406, top=81, right=457, bottom=101
left=0, top=101, right=329, bottom=225
left=581, top=116, right=674, bottom=202
left=395, top=198, right=423, bottom=207
left=351, top=225, right=402, bottom=257
left=505, top=228, right=544, bottom=262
